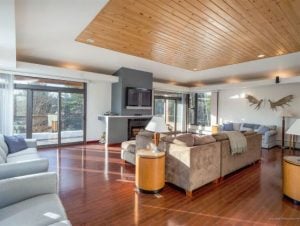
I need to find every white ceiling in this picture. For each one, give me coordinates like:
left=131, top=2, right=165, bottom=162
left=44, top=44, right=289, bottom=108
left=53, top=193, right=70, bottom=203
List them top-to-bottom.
left=15, top=0, right=300, bottom=85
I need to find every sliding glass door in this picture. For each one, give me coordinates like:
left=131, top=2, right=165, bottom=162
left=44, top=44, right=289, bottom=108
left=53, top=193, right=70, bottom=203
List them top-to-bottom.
left=13, top=76, right=86, bottom=147
left=32, top=91, right=59, bottom=146
left=154, top=96, right=183, bottom=133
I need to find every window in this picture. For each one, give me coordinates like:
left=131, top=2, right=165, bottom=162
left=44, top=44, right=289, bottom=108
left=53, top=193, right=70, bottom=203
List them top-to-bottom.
left=189, top=92, right=211, bottom=127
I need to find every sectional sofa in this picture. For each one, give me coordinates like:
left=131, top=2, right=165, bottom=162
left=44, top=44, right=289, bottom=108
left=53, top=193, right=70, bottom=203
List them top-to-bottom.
left=221, top=122, right=277, bottom=149
left=160, top=132, right=262, bottom=196
left=0, top=134, right=49, bottom=180
left=0, top=172, right=71, bottom=226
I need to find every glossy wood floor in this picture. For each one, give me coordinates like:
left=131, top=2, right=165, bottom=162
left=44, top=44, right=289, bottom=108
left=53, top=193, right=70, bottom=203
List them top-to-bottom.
left=39, top=145, right=300, bottom=226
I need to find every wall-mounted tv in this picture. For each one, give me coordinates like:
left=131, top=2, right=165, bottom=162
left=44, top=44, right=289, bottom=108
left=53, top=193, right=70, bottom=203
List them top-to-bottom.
left=126, top=87, right=152, bottom=109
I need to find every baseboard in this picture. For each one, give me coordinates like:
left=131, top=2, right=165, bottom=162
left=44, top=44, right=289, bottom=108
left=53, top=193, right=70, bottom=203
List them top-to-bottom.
left=86, top=140, right=100, bottom=144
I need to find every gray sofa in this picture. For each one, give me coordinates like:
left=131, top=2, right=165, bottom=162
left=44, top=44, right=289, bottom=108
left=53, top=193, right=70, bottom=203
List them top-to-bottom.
left=221, top=123, right=277, bottom=149
left=121, top=130, right=154, bottom=165
left=0, top=135, right=49, bottom=179
left=0, top=172, right=71, bottom=226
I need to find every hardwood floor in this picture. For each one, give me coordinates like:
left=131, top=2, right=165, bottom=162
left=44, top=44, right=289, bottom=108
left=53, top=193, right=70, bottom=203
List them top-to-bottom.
left=39, top=145, right=300, bottom=226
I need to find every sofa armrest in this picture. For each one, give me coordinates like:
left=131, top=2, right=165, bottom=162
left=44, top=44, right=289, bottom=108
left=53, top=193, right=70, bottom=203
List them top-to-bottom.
left=265, top=130, right=277, bottom=137
left=25, top=138, right=37, bottom=148
left=0, top=158, right=49, bottom=180
left=0, top=172, right=57, bottom=209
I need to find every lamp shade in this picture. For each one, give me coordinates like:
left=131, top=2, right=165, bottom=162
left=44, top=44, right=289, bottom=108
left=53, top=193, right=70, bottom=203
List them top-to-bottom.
left=145, top=116, right=169, bottom=133
left=286, top=119, right=300, bottom=135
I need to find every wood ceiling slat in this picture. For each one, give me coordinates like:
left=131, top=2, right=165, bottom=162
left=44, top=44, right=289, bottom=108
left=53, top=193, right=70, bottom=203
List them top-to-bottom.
left=76, top=0, right=300, bottom=71
left=105, top=0, right=255, bottom=59
left=146, top=0, right=255, bottom=58
left=167, top=0, right=266, bottom=54
left=188, top=0, right=282, bottom=55
left=210, top=0, right=288, bottom=55
left=224, top=0, right=295, bottom=52
left=249, top=0, right=300, bottom=48
left=96, top=1, right=253, bottom=67
left=94, top=14, right=244, bottom=65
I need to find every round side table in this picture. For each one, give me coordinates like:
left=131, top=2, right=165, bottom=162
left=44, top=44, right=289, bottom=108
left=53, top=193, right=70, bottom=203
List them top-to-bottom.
left=135, top=149, right=165, bottom=193
left=283, top=156, right=300, bottom=204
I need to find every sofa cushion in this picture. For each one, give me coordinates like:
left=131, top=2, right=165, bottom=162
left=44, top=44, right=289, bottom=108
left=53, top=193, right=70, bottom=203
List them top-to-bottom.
left=223, top=123, right=233, bottom=131
left=233, top=123, right=241, bottom=131
left=241, top=123, right=260, bottom=130
left=256, top=126, right=270, bottom=134
left=243, top=131, right=256, bottom=136
left=173, top=133, right=194, bottom=147
left=212, top=133, right=229, bottom=141
left=0, top=135, right=9, bottom=155
left=161, top=135, right=176, bottom=143
left=193, top=135, right=216, bottom=146
left=4, top=136, right=28, bottom=154
left=121, top=140, right=136, bottom=151
left=0, top=147, right=6, bottom=163
left=7, top=148, right=37, bottom=158
left=6, top=153, right=41, bottom=163
left=0, top=154, right=5, bottom=164
left=0, top=194, right=68, bottom=226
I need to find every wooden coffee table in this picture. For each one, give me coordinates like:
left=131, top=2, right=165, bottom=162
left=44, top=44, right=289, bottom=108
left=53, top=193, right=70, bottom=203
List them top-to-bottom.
left=135, top=149, right=165, bottom=193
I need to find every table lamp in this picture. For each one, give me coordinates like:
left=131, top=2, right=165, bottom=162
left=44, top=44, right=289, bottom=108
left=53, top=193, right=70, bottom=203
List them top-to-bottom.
left=145, top=116, right=169, bottom=150
left=286, top=119, right=300, bottom=150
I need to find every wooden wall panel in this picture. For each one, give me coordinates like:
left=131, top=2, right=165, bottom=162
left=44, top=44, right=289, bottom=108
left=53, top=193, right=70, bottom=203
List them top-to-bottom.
left=77, top=0, right=300, bottom=71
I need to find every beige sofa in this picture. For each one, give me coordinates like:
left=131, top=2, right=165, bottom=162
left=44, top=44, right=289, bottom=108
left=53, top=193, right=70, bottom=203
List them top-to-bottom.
left=161, top=132, right=262, bottom=196
left=216, top=132, right=262, bottom=177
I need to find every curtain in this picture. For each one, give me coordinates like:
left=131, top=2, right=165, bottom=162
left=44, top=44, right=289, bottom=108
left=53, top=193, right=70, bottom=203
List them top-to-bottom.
left=0, top=73, right=14, bottom=135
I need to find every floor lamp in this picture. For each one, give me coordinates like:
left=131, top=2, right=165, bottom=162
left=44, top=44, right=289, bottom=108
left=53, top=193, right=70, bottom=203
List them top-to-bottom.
left=280, top=109, right=293, bottom=149
left=286, top=119, right=300, bottom=151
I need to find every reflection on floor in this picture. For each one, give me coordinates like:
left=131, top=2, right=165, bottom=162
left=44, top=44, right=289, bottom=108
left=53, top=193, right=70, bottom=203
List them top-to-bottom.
left=38, top=145, right=300, bottom=225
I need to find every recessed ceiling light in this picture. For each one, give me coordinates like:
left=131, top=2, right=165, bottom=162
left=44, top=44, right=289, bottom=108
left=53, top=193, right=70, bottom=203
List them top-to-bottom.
left=86, top=38, right=94, bottom=43
left=257, top=54, right=265, bottom=58
left=193, top=68, right=198, bottom=71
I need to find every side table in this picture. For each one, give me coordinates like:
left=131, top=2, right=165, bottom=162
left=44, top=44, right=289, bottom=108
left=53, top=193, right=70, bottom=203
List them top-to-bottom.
left=135, top=149, right=165, bottom=193
left=283, top=156, right=300, bottom=204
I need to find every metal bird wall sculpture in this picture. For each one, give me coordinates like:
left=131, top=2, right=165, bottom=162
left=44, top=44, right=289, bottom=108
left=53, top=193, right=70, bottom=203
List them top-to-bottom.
left=245, top=95, right=264, bottom=110
left=268, top=95, right=294, bottom=111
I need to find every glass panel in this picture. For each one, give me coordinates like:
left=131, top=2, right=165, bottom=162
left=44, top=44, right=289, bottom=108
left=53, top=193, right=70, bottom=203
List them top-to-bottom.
left=13, top=90, right=27, bottom=137
left=32, top=91, right=59, bottom=146
left=61, top=93, right=84, bottom=143
left=196, top=93, right=211, bottom=127
left=154, top=98, right=165, bottom=117
left=166, top=99, right=176, bottom=132
left=176, top=99, right=183, bottom=132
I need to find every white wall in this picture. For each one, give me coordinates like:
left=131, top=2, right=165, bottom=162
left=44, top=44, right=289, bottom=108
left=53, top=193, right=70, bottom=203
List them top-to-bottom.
left=0, top=0, right=16, bottom=68
left=86, top=82, right=111, bottom=141
left=219, top=83, right=300, bottom=146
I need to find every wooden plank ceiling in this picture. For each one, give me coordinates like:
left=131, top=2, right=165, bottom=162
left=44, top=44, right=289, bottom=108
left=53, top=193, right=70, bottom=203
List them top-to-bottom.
left=77, top=0, right=300, bottom=71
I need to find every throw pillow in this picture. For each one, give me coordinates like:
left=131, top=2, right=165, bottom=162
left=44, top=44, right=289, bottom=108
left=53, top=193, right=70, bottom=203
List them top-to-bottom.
left=223, top=123, right=234, bottom=131
left=257, top=126, right=270, bottom=134
left=173, top=133, right=194, bottom=147
left=212, top=133, right=229, bottom=141
left=4, top=135, right=28, bottom=154
left=193, top=135, right=216, bottom=145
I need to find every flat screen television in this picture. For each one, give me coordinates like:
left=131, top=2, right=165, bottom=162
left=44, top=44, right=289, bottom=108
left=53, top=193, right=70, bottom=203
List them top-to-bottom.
left=126, top=87, right=152, bottom=109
